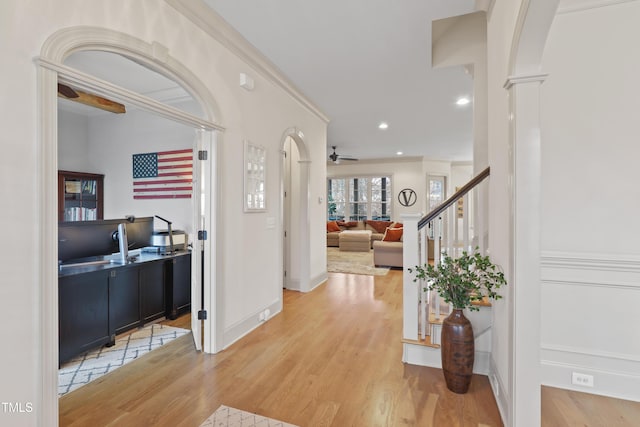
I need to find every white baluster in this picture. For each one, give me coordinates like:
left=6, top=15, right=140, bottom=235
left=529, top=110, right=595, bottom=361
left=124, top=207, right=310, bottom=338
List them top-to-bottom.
left=463, top=192, right=470, bottom=252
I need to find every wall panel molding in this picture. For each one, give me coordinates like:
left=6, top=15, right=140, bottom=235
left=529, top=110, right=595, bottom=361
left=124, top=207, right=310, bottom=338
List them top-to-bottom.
left=540, top=250, right=640, bottom=401
left=542, top=251, right=640, bottom=290
left=542, top=251, right=640, bottom=273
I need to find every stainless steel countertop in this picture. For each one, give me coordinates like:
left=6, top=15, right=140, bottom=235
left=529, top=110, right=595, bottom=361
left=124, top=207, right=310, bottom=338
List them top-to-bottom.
left=58, top=249, right=191, bottom=277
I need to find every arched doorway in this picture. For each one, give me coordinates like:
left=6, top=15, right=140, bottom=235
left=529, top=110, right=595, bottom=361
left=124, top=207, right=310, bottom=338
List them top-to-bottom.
left=37, top=26, right=224, bottom=422
left=280, top=128, right=311, bottom=292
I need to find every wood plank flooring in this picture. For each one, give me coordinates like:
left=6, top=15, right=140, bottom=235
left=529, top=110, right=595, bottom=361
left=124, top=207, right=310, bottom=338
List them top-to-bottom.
left=60, top=267, right=640, bottom=426
left=59, top=270, right=503, bottom=426
left=542, top=386, right=640, bottom=426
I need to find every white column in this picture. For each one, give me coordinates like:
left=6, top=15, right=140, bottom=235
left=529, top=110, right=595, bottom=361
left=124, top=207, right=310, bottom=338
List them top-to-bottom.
left=504, top=73, right=546, bottom=427
left=401, top=213, right=423, bottom=341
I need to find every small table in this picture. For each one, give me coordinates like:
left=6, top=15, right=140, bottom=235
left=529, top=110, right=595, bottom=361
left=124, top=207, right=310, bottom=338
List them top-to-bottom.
left=338, top=230, right=372, bottom=252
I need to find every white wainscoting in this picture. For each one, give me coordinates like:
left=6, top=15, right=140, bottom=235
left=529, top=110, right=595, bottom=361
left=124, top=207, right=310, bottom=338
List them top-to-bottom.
left=540, top=252, right=640, bottom=401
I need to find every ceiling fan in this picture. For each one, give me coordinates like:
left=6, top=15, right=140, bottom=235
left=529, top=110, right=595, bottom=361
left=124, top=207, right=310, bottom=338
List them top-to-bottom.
left=329, top=146, right=358, bottom=163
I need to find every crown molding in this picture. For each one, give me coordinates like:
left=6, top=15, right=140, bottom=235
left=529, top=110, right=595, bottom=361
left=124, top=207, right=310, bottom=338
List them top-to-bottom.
left=166, top=0, right=330, bottom=124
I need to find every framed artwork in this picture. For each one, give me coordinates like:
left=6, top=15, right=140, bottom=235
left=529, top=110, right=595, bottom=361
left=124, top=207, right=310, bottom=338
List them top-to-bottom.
left=244, top=140, right=266, bottom=212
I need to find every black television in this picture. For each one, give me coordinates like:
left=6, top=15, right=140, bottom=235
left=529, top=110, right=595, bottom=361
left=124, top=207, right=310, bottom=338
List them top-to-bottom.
left=58, top=216, right=153, bottom=262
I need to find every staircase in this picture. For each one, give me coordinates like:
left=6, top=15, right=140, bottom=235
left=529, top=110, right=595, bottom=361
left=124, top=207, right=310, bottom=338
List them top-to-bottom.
left=401, top=167, right=492, bottom=374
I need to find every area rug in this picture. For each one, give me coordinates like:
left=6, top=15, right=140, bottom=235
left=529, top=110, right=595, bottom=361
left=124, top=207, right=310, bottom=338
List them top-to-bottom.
left=327, top=247, right=389, bottom=276
left=58, top=324, right=189, bottom=397
left=200, top=405, right=298, bottom=427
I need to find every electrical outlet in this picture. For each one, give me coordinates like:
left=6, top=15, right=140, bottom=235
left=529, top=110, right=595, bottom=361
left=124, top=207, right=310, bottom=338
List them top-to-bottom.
left=258, top=311, right=265, bottom=321
left=572, top=372, right=594, bottom=387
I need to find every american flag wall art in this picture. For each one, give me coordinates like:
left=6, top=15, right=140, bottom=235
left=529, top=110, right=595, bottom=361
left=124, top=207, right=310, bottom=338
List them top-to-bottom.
left=132, top=149, right=193, bottom=199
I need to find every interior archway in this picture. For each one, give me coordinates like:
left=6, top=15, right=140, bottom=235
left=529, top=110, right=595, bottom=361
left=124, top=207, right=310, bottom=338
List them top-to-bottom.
left=38, top=26, right=224, bottom=422
left=280, top=128, right=311, bottom=293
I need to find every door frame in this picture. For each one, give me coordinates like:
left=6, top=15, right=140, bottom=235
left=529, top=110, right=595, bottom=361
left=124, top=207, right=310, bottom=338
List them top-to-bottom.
left=37, top=26, right=224, bottom=423
left=279, top=128, right=311, bottom=292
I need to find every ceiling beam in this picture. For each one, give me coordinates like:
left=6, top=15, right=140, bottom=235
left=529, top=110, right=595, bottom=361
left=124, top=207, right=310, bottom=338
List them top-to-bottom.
left=58, top=88, right=126, bottom=114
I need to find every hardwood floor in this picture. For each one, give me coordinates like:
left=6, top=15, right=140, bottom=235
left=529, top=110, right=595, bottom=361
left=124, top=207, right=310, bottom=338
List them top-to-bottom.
left=59, top=269, right=502, bottom=426
left=542, top=386, right=640, bottom=426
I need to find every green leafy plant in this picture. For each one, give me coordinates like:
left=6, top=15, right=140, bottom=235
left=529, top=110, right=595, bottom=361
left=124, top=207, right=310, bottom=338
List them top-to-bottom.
left=409, top=248, right=507, bottom=311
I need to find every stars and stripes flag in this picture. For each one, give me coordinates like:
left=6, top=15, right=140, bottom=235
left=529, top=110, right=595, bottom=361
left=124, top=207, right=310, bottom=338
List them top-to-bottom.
left=132, top=149, right=193, bottom=199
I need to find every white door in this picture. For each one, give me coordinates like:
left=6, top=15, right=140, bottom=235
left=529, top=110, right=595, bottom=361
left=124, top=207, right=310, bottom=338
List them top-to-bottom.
left=191, top=129, right=214, bottom=350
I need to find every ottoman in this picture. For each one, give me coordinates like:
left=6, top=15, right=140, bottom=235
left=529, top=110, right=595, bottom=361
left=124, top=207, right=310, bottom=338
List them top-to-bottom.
left=339, top=230, right=372, bottom=252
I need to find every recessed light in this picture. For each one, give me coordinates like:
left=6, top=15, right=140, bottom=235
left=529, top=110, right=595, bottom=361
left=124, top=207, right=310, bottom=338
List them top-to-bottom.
left=456, top=97, right=470, bottom=106
left=378, top=122, right=389, bottom=130
left=396, top=151, right=403, bottom=156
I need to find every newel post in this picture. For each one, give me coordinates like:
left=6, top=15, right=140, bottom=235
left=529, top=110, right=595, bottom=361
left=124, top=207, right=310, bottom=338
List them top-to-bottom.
left=401, top=213, right=423, bottom=341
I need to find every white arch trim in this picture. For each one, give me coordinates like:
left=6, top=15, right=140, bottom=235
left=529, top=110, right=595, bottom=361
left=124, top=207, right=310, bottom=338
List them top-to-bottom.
left=37, top=26, right=225, bottom=425
left=37, top=26, right=224, bottom=130
left=37, top=58, right=224, bottom=132
left=280, top=127, right=312, bottom=292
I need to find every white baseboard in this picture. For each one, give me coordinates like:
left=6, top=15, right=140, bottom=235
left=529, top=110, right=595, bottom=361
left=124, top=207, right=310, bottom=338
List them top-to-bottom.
left=309, top=271, right=328, bottom=292
left=285, top=278, right=301, bottom=291
left=222, top=299, right=281, bottom=349
left=541, top=345, right=640, bottom=402
left=489, top=356, right=509, bottom=426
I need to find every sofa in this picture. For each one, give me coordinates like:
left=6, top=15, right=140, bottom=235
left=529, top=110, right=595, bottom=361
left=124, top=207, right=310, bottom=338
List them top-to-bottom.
left=326, top=220, right=400, bottom=248
left=326, top=220, right=433, bottom=268
left=372, top=235, right=435, bottom=268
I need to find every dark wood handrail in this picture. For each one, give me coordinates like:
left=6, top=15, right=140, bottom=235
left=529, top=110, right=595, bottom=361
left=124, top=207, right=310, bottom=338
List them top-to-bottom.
left=418, top=166, right=490, bottom=230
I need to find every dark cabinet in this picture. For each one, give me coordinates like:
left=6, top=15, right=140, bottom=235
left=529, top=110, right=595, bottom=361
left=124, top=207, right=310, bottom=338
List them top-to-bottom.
left=58, top=170, right=104, bottom=222
left=59, top=253, right=191, bottom=363
left=166, top=253, right=192, bottom=320
left=140, top=260, right=166, bottom=323
left=108, top=267, right=141, bottom=337
left=59, top=270, right=110, bottom=364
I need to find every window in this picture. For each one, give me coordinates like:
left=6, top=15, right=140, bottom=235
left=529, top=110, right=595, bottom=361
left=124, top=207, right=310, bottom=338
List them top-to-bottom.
left=427, top=175, right=446, bottom=212
left=327, top=176, right=391, bottom=220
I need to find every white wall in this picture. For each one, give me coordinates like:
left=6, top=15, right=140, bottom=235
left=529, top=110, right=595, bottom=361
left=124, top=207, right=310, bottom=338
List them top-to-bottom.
left=0, top=1, right=327, bottom=424
left=539, top=1, right=640, bottom=401
left=432, top=11, right=488, bottom=172
left=59, top=101, right=201, bottom=240
left=87, top=104, right=195, bottom=234
left=58, top=109, right=90, bottom=171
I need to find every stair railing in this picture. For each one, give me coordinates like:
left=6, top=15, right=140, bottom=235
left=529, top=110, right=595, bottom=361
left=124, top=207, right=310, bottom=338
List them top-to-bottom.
left=402, top=167, right=490, bottom=344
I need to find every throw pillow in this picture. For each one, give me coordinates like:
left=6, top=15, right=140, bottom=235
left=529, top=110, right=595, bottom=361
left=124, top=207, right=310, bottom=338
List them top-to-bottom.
left=365, top=220, right=393, bottom=234
left=327, top=221, right=341, bottom=232
left=391, top=222, right=403, bottom=228
left=382, top=227, right=403, bottom=242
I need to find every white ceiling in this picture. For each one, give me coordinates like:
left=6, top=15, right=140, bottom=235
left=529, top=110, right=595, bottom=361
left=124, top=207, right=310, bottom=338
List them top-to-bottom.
left=203, top=0, right=477, bottom=162
left=59, top=1, right=479, bottom=162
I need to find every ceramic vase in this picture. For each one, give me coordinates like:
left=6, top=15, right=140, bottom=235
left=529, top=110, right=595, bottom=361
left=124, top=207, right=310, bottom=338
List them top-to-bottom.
left=441, top=308, right=474, bottom=394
